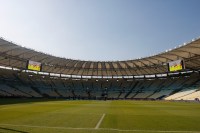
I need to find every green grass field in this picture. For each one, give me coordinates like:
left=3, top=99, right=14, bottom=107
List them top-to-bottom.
left=0, top=99, right=200, bottom=133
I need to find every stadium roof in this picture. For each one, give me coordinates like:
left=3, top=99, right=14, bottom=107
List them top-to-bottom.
left=0, top=37, right=200, bottom=76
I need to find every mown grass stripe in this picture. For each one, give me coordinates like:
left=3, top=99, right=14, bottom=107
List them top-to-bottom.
left=0, top=123, right=199, bottom=133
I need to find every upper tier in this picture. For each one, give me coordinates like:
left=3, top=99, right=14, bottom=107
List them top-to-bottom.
left=0, top=37, right=200, bottom=76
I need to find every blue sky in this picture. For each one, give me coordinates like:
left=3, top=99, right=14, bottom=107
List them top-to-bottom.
left=0, top=0, right=200, bottom=61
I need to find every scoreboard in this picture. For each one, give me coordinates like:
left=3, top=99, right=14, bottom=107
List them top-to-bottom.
left=168, top=59, right=185, bottom=72
left=27, top=60, right=42, bottom=71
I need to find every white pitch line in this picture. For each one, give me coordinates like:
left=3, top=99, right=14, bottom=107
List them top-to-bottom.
left=0, top=106, right=22, bottom=110
left=95, top=113, right=105, bottom=129
left=0, top=123, right=199, bottom=133
left=0, top=124, right=93, bottom=130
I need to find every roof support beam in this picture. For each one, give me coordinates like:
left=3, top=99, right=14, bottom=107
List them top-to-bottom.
left=175, top=49, right=200, bottom=56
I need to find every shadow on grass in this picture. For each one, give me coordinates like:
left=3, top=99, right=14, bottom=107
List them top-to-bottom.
left=0, top=98, right=66, bottom=105
left=0, top=127, right=28, bottom=133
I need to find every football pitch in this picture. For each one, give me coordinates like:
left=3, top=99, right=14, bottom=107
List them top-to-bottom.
left=0, top=99, right=200, bottom=133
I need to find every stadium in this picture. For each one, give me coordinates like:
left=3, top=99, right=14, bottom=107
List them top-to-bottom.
left=1, top=0, right=200, bottom=133
left=0, top=36, right=200, bottom=133
left=0, top=37, right=200, bottom=101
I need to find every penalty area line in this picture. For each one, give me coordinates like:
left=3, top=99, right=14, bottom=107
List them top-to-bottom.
left=95, top=113, right=105, bottom=129
left=0, top=123, right=199, bottom=133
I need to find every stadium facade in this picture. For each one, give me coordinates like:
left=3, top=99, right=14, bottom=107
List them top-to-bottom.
left=0, top=37, right=200, bottom=100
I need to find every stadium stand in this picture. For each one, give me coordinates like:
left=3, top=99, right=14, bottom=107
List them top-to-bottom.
left=0, top=37, right=200, bottom=101
left=0, top=67, right=199, bottom=100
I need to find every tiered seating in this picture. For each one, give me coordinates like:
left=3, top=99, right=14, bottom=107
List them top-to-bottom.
left=0, top=67, right=200, bottom=100
left=148, top=78, right=185, bottom=99
left=107, top=80, right=121, bottom=99
left=133, top=80, right=157, bottom=98
left=73, top=81, right=88, bottom=98
left=90, top=81, right=102, bottom=98
left=118, top=82, right=132, bottom=99
left=126, top=82, right=142, bottom=98
left=0, top=84, right=29, bottom=97
left=15, top=85, right=42, bottom=97
left=37, top=87, right=59, bottom=97
left=165, top=88, right=197, bottom=100
left=0, top=89, right=11, bottom=96
left=179, top=89, right=200, bottom=100
left=150, top=90, right=173, bottom=99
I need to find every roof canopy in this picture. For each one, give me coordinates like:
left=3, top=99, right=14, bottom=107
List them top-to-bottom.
left=0, top=37, right=200, bottom=76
